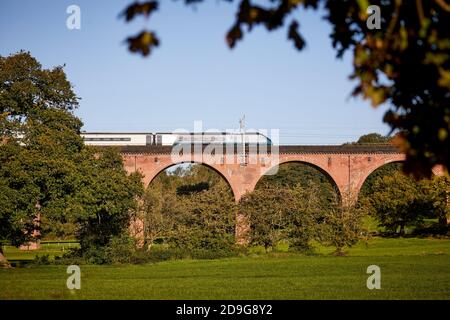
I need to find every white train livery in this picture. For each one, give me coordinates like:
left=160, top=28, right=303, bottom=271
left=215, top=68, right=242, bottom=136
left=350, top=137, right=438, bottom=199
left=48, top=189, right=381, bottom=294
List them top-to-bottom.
left=81, top=132, right=272, bottom=146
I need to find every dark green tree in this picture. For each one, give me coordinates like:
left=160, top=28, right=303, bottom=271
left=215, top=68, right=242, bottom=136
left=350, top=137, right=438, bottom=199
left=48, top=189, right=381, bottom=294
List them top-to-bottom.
left=0, top=52, right=143, bottom=265
left=0, top=52, right=81, bottom=266
left=356, top=133, right=392, bottom=144
left=0, top=138, right=37, bottom=267
left=68, top=147, right=143, bottom=259
left=256, top=162, right=338, bottom=208
left=359, top=162, right=402, bottom=199
left=368, top=171, right=429, bottom=235
left=417, top=176, right=450, bottom=231
left=131, top=180, right=170, bottom=251
left=165, top=182, right=236, bottom=252
left=286, top=183, right=329, bottom=252
left=240, top=188, right=289, bottom=252
left=320, top=202, right=368, bottom=255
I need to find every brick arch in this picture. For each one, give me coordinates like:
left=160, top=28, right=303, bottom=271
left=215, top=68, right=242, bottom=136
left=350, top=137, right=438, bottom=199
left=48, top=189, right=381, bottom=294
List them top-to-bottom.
left=248, top=157, right=343, bottom=202
left=353, top=157, right=406, bottom=202
left=143, top=159, right=239, bottom=202
left=355, top=160, right=446, bottom=202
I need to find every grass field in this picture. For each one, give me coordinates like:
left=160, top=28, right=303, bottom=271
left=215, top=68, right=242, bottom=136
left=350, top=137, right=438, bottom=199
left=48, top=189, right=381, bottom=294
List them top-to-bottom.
left=1, top=237, right=449, bottom=300
left=3, top=241, right=79, bottom=262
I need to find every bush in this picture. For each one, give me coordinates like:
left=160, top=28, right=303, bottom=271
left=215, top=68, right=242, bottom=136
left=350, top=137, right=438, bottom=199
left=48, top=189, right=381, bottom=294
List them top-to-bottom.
left=104, top=234, right=136, bottom=264
left=130, top=247, right=187, bottom=264
left=53, top=249, right=86, bottom=265
left=32, top=254, right=51, bottom=265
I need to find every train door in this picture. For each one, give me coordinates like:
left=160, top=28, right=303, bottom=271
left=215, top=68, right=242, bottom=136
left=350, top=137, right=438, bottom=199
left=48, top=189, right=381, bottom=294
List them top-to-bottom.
left=146, top=134, right=153, bottom=145
left=156, top=134, right=162, bottom=145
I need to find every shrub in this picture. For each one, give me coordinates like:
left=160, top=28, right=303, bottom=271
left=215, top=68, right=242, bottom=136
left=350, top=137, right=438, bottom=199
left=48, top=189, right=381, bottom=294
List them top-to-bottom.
left=104, top=234, right=136, bottom=264
left=32, top=254, right=51, bottom=265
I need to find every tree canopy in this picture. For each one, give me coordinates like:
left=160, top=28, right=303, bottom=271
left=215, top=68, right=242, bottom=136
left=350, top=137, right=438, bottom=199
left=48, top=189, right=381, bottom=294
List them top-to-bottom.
left=356, top=133, right=392, bottom=144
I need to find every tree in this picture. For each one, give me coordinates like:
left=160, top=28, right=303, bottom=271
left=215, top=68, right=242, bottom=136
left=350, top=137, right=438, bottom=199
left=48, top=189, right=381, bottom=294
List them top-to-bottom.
left=121, top=0, right=450, bottom=178
left=0, top=51, right=78, bottom=123
left=0, top=52, right=144, bottom=265
left=0, top=52, right=81, bottom=266
left=356, top=133, right=391, bottom=144
left=0, top=139, right=37, bottom=267
left=68, top=147, right=143, bottom=258
left=256, top=162, right=338, bottom=209
left=358, top=162, right=402, bottom=199
left=141, top=164, right=237, bottom=253
left=368, top=171, right=428, bottom=235
left=417, top=176, right=450, bottom=231
left=131, top=180, right=171, bottom=251
left=164, top=182, right=236, bottom=252
left=241, top=183, right=365, bottom=253
left=286, top=183, right=328, bottom=252
left=240, top=185, right=324, bottom=252
left=240, top=188, right=288, bottom=251
left=321, top=202, right=368, bottom=255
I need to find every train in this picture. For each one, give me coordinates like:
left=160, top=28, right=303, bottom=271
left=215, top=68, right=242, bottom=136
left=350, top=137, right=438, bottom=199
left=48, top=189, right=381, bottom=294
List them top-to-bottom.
left=81, top=132, right=273, bottom=146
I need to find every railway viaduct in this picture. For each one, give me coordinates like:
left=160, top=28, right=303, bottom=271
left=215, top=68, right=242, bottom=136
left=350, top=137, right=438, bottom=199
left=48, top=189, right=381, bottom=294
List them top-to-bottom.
left=20, top=143, right=446, bottom=249
left=120, top=144, right=444, bottom=242
left=122, top=144, right=411, bottom=202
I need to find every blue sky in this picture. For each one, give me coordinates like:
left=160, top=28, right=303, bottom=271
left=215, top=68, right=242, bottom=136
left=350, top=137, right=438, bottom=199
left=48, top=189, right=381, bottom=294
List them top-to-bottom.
left=0, top=0, right=391, bottom=144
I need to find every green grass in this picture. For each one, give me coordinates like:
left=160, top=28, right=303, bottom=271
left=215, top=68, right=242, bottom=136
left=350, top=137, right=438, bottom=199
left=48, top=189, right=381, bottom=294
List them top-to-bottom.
left=1, top=237, right=449, bottom=300
left=3, top=241, right=79, bottom=261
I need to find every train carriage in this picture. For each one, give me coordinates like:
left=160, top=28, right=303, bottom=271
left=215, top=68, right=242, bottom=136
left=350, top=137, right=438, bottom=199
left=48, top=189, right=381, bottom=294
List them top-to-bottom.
left=81, top=132, right=272, bottom=146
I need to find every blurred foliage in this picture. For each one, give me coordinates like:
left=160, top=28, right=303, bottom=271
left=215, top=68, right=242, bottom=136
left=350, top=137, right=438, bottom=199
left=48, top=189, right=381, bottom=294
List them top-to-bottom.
left=122, top=0, right=450, bottom=177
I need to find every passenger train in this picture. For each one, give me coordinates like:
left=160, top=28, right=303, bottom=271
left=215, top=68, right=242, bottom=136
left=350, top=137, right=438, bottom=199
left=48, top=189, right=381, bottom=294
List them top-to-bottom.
left=81, top=132, right=273, bottom=146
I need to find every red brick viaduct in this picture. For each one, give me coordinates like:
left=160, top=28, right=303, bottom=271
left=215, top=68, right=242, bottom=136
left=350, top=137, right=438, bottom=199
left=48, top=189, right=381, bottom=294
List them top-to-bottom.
left=21, top=144, right=446, bottom=250
left=121, top=144, right=445, bottom=242
left=121, top=144, right=440, bottom=202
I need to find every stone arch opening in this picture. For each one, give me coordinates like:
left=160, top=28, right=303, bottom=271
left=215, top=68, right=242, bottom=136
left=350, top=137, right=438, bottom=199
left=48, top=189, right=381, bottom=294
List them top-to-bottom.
left=356, top=160, right=405, bottom=202
left=356, top=160, right=445, bottom=202
left=147, top=161, right=237, bottom=201
left=254, top=161, right=342, bottom=204
left=358, top=161, right=404, bottom=201
left=137, top=162, right=238, bottom=248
